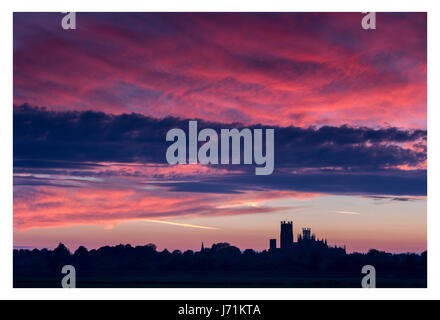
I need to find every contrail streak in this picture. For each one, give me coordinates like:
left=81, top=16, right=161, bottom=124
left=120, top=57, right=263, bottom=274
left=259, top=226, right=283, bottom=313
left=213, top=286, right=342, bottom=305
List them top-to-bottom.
left=332, top=210, right=361, bottom=215
left=142, top=219, right=220, bottom=230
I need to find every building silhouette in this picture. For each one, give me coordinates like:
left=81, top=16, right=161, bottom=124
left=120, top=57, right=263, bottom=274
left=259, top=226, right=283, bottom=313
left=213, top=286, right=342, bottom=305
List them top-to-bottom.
left=271, top=221, right=332, bottom=252
left=280, top=221, right=293, bottom=250
left=298, top=227, right=315, bottom=241
left=269, top=239, right=276, bottom=251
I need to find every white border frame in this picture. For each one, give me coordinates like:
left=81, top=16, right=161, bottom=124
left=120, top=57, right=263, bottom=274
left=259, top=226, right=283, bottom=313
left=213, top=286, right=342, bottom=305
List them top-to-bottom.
left=2, top=0, right=438, bottom=300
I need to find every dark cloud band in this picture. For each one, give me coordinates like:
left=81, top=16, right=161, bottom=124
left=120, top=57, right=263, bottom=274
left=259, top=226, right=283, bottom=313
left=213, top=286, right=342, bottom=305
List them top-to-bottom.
left=13, top=104, right=427, bottom=196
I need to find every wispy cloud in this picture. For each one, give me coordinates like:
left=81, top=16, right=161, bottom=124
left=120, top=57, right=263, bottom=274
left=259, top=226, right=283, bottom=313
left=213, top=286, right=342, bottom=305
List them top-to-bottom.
left=13, top=13, right=426, bottom=129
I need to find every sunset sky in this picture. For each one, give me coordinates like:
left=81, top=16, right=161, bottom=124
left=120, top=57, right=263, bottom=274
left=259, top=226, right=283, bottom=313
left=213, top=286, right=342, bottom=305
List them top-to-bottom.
left=13, top=12, right=427, bottom=253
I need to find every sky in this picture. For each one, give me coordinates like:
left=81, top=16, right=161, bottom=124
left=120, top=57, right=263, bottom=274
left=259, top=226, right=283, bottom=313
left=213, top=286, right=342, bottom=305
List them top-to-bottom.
left=13, top=12, right=427, bottom=253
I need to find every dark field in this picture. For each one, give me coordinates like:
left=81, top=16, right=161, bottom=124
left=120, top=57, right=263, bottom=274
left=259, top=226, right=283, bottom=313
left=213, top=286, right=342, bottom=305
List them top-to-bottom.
left=14, top=272, right=426, bottom=288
